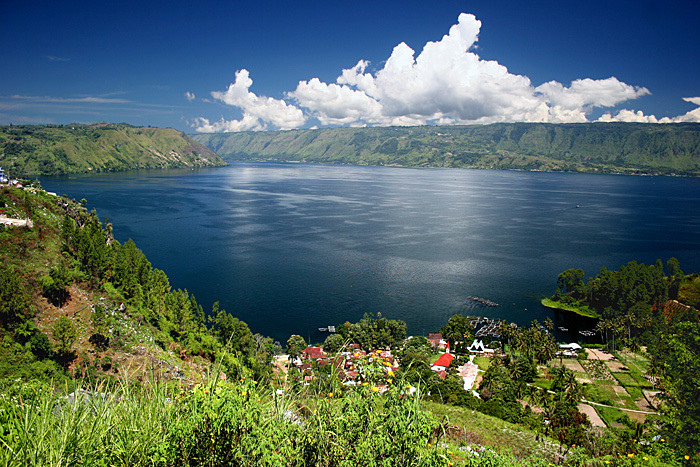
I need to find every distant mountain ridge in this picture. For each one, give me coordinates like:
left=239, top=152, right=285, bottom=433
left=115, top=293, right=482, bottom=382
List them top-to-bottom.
left=193, top=122, right=700, bottom=176
left=0, top=123, right=227, bottom=177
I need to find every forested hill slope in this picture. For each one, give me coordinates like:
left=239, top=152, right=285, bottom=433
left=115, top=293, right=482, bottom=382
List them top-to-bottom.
left=194, top=122, right=700, bottom=176
left=0, top=123, right=227, bottom=176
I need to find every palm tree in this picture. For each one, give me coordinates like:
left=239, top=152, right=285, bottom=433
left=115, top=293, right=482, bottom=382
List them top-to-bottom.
left=543, top=317, right=554, bottom=332
left=562, top=370, right=583, bottom=405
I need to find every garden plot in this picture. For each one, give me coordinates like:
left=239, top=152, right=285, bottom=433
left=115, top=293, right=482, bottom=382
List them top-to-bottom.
left=585, top=348, right=615, bottom=361
left=605, top=360, right=629, bottom=372
left=578, top=404, right=606, bottom=428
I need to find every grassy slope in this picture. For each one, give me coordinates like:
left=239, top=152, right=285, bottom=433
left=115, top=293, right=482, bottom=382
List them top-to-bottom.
left=193, top=122, right=700, bottom=175
left=0, top=123, right=227, bottom=177
left=0, top=186, right=209, bottom=384
left=540, top=298, right=600, bottom=318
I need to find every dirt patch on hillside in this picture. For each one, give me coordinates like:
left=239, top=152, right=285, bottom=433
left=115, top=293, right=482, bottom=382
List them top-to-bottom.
left=585, top=348, right=615, bottom=361
left=564, top=360, right=585, bottom=372
left=605, top=361, right=629, bottom=372
left=642, top=390, right=662, bottom=410
left=578, top=404, right=606, bottom=428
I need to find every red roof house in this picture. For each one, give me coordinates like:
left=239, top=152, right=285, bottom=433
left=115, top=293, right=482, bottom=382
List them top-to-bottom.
left=428, top=333, right=443, bottom=347
left=303, top=346, right=327, bottom=360
left=431, top=352, right=454, bottom=372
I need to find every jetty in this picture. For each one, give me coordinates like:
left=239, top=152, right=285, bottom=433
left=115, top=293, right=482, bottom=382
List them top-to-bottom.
left=469, top=316, right=509, bottom=339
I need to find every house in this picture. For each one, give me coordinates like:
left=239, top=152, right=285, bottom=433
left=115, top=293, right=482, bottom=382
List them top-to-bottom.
left=428, top=333, right=447, bottom=350
left=467, top=339, right=485, bottom=354
left=557, top=343, right=582, bottom=357
left=559, top=343, right=582, bottom=350
left=302, top=346, right=327, bottom=360
left=431, top=352, right=454, bottom=372
left=458, top=362, right=480, bottom=391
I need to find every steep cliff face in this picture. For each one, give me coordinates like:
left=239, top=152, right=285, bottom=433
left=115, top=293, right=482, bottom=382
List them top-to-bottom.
left=0, top=123, right=227, bottom=176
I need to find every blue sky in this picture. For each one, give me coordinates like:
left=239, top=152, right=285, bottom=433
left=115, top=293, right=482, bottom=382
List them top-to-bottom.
left=1, top=0, right=698, bottom=132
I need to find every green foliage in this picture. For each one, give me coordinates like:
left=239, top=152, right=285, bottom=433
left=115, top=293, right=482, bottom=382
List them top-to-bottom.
left=194, top=122, right=700, bottom=176
left=0, top=123, right=227, bottom=177
left=549, top=260, right=675, bottom=349
left=40, top=261, right=72, bottom=306
left=0, top=266, right=31, bottom=329
left=557, top=268, right=585, bottom=295
left=336, top=313, right=407, bottom=351
left=439, top=314, right=473, bottom=351
left=51, top=316, right=77, bottom=354
left=511, top=320, right=558, bottom=364
left=653, top=321, right=700, bottom=458
left=321, top=333, right=344, bottom=354
left=286, top=334, right=307, bottom=362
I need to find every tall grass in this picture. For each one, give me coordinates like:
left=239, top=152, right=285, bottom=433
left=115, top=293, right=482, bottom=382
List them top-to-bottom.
left=0, top=370, right=598, bottom=466
left=0, top=378, right=176, bottom=466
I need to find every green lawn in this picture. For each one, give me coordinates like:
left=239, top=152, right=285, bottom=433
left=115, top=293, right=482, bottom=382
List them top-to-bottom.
left=540, top=298, right=600, bottom=318
left=473, top=356, right=491, bottom=371
left=596, top=405, right=628, bottom=429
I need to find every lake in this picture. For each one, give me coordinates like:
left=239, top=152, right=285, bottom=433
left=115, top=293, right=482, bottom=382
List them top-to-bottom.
left=42, top=163, right=700, bottom=344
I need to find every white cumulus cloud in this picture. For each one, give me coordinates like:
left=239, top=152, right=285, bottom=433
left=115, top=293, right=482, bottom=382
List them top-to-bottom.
left=194, top=13, right=677, bottom=132
left=286, top=13, right=650, bottom=127
left=194, top=69, right=306, bottom=132
left=535, top=77, right=649, bottom=110
left=185, top=91, right=195, bottom=102
left=598, top=97, right=700, bottom=123
left=192, top=115, right=264, bottom=132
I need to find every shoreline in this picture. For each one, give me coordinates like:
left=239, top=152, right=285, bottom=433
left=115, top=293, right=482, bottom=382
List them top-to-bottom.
left=540, top=298, right=600, bottom=319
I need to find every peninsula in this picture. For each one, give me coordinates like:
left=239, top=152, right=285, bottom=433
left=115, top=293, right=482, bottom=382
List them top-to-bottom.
left=0, top=123, right=227, bottom=177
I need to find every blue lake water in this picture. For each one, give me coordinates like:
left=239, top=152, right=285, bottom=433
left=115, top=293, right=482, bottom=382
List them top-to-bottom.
left=42, top=163, right=700, bottom=344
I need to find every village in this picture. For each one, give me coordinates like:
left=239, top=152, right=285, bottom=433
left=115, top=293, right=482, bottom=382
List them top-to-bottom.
left=277, top=319, right=661, bottom=433
left=282, top=332, right=486, bottom=396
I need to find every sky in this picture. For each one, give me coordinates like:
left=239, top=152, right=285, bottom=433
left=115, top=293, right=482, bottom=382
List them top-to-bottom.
left=1, top=0, right=699, bottom=132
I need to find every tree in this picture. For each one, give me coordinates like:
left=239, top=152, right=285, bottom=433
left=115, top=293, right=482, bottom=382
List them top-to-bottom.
left=666, top=257, right=683, bottom=277
left=41, top=261, right=72, bottom=307
left=0, top=266, right=31, bottom=329
left=557, top=268, right=585, bottom=295
left=209, top=302, right=253, bottom=356
left=440, top=314, right=473, bottom=352
left=52, top=315, right=77, bottom=353
left=543, top=317, right=554, bottom=332
left=654, top=322, right=700, bottom=453
left=322, top=333, right=344, bottom=354
left=286, top=335, right=306, bottom=363
left=400, top=336, right=433, bottom=371
left=402, top=336, right=433, bottom=355
left=551, top=365, right=583, bottom=406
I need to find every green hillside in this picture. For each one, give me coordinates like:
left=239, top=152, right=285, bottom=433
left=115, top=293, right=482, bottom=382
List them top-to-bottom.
left=193, top=122, right=700, bottom=176
left=0, top=123, right=227, bottom=177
